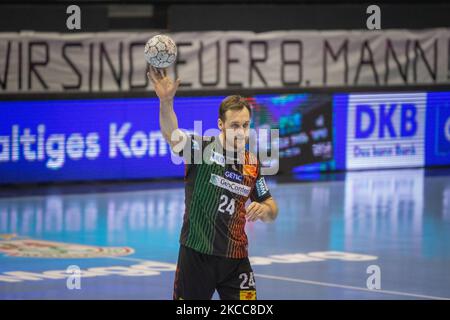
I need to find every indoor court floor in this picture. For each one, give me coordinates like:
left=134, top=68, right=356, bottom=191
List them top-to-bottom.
left=1, top=168, right=449, bottom=300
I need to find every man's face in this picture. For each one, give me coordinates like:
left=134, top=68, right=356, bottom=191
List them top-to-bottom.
left=219, top=108, right=251, bottom=152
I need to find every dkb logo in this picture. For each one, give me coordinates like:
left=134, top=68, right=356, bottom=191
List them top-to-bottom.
left=346, top=93, right=426, bottom=170
left=355, top=103, right=417, bottom=139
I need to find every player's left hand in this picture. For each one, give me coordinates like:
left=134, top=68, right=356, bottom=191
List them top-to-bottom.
left=245, top=202, right=271, bottom=222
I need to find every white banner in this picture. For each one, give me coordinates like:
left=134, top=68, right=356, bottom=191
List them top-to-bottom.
left=0, top=29, right=449, bottom=94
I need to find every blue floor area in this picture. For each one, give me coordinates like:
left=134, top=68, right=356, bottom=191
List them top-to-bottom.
left=1, top=168, right=450, bottom=299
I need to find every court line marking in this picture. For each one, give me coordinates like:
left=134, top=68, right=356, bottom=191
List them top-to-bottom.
left=4, top=237, right=448, bottom=300
left=2, top=253, right=447, bottom=300
left=106, top=256, right=175, bottom=263
left=109, top=256, right=450, bottom=300
left=255, top=273, right=450, bottom=300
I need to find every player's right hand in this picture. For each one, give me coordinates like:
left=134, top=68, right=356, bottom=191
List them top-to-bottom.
left=147, top=66, right=181, bottom=102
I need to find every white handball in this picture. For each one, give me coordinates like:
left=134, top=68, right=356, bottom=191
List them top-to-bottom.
left=144, top=34, right=177, bottom=68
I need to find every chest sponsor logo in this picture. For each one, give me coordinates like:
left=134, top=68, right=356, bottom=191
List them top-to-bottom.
left=224, top=170, right=243, bottom=183
left=210, top=174, right=251, bottom=197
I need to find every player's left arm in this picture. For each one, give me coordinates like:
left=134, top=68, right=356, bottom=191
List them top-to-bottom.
left=246, top=197, right=278, bottom=223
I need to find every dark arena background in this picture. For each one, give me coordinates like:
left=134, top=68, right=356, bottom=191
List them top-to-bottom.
left=1, top=0, right=450, bottom=307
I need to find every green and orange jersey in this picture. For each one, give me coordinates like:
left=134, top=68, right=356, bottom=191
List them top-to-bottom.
left=176, top=134, right=272, bottom=259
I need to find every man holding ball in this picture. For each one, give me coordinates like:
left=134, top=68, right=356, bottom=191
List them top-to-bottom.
left=148, top=66, right=278, bottom=300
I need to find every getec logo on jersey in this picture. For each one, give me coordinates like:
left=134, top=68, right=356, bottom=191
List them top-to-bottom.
left=346, top=93, right=426, bottom=169
left=225, top=170, right=243, bottom=183
left=210, top=174, right=251, bottom=197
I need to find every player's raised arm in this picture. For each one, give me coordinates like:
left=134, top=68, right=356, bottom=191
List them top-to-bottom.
left=147, top=66, right=185, bottom=151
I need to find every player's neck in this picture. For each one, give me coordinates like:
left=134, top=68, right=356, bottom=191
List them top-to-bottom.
left=218, top=133, right=245, bottom=159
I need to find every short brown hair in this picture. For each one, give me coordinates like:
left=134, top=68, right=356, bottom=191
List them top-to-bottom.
left=219, top=95, right=252, bottom=122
